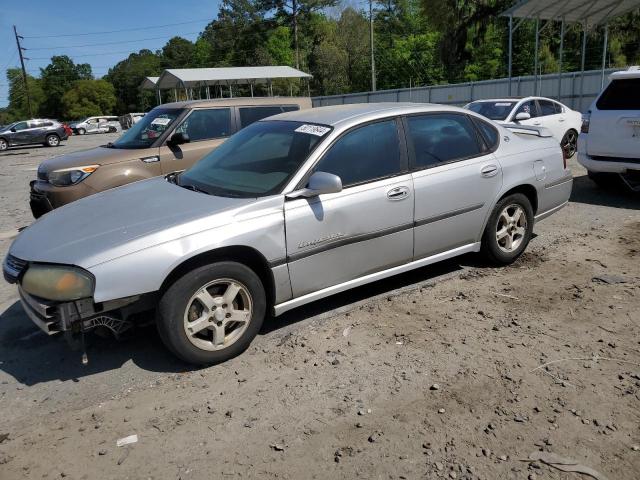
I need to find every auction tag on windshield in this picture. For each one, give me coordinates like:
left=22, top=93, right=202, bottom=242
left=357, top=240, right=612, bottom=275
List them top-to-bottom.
left=495, top=102, right=512, bottom=106
left=151, top=117, right=171, bottom=126
left=295, top=124, right=331, bottom=136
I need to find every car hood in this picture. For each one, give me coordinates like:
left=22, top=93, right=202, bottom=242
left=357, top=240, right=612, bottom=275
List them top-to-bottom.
left=38, top=146, right=153, bottom=174
left=9, top=177, right=255, bottom=268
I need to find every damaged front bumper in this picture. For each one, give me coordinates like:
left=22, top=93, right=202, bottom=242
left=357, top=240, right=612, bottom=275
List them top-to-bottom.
left=18, top=287, right=143, bottom=338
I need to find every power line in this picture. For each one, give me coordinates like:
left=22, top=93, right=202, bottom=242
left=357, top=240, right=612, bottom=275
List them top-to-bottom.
left=23, top=18, right=213, bottom=39
left=24, top=31, right=201, bottom=51
left=29, top=49, right=152, bottom=60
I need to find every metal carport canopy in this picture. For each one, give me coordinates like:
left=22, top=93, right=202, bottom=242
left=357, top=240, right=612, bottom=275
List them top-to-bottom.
left=502, top=0, right=640, bottom=24
left=155, top=66, right=312, bottom=89
left=140, top=76, right=159, bottom=89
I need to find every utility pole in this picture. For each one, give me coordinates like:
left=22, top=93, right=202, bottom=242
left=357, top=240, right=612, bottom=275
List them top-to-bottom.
left=369, top=0, right=376, bottom=91
left=13, top=25, right=32, bottom=118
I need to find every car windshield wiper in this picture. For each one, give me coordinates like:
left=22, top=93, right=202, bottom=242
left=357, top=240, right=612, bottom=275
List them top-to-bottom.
left=105, top=142, right=117, bottom=148
left=179, top=182, right=210, bottom=195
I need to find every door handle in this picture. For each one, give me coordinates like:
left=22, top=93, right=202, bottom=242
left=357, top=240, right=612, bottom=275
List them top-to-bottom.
left=558, top=118, right=566, bottom=122
left=533, top=121, right=542, bottom=126
left=480, top=164, right=499, bottom=178
left=387, top=186, right=410, bottom=200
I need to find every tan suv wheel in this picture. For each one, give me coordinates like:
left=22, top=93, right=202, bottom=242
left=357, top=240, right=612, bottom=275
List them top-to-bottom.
left=157, top=261, right=266, bottom=365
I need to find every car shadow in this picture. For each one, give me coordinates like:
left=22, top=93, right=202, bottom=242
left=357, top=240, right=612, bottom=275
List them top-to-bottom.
left=570, top=174, right=640, bottom=210
left=0, top=255, right=474, bottom=385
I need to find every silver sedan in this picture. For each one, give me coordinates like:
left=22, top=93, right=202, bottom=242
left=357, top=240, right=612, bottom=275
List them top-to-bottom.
left=4, top=103, right=573, bottom=364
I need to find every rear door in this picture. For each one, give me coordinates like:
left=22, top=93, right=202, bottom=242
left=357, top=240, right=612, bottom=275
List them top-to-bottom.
left=588, top=78, right=640, bottom=158
left=537, top=99, right=565, bottom=140
left=158, top=107, right=234, bottom=173
left=405, top=112, right=503, bottom=259
left=285, top=118, right=414, bottom=298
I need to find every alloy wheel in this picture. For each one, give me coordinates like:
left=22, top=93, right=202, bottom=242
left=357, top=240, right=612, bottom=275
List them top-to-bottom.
left=561, top=131, right=577, bottom=158
left=47, top=136, right=59, bottom=146
left=0, top=139, right=6, bottom=151
left=496, top=204, right=527, bottom=253
left=183, top=278, right=253, bottom=351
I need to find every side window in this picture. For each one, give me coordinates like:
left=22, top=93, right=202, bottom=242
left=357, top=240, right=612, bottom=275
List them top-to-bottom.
left=596, top=78, right=640, bottom=110
left=539, top=100, right=557, bottom=116
left=515, top=101, right=539, bottom=118
left=553, top=102, right=563, bottom=114
left=282, top=105, right=300, bottom=112
left=239, top=106, right=287, bottom=129
left=176, top=108, right=231, bottom=141
left=406, top=113, right=482, bottom=168
left=472, top=117, right=499, bottom=151
left=87, top=119, right=97, bottom=124
left=314, top=120, right=402, bottom=187
left=28, top=121, right=42, bottom=128
left=13, top=122, right=28, bottom=131
left=43, top=122, right=54, bottom=127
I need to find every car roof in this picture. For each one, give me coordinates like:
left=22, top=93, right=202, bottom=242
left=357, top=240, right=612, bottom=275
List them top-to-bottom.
left=610, top=66, right=640, bottom=80
left=470, top=96, right=562, bottom=103
left=158, top=97, right=311, bottom=109
left=266, top=102, right=473, bottom=127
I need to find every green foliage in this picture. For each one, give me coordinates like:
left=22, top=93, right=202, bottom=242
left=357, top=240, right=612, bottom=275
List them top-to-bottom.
left=104, top=49, right=162, bottom=113
left=40, top=56, right=93, bottom=118
left=4, top=68, right=45, bottom=121
left=61, top=79, right=117, bottom=119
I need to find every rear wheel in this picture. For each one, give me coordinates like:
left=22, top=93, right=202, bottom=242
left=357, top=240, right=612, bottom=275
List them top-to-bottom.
left=560, top=129, right=578, bottom=159
left=45, top=134, right=60, bottom=147
left=0, top=138, right=7, bottom=151
left=481, top=193, right=534, bottom=265
left=157, top=261, right=266, bottom=365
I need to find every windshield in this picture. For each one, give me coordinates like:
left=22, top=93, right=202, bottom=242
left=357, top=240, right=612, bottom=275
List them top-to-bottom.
left=466, top=101, right=517, bottom=120
left=112, top=108, right=183, bottom=149
left=179, top=120, right=330, bottom=198
left=2, top=122, right=17, bottom=131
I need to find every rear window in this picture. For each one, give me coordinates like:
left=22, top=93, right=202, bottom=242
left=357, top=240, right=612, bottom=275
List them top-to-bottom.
left=596, top=78, right=640, bottom=110
left=466, top=101, right=517, bottom=121
left=239, top=105, right=300, bottom=128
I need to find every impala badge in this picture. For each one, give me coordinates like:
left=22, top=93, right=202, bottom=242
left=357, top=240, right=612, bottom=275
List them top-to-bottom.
left=299, top=232, right=344, bottom=249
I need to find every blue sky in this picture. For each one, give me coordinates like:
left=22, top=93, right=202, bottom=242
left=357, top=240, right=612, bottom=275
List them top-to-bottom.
left=0, top=0, right=221, bottom=108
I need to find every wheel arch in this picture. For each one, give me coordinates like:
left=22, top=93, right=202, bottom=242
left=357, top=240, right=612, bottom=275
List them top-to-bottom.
left=498, top=183, right=538, bottom=214
left=159, top=245, right=276, bottom=308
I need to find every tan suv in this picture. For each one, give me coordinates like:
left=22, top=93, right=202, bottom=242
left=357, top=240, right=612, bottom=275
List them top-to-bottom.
left=29, top=97, right=311, bottom=218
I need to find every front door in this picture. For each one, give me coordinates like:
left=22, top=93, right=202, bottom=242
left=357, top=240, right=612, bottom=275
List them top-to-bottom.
left=158, top=107, right=234, bottom=173
left=404, top=112, right=503, bottom=258
left=285, top=118, right=414, bottom=298
left=10, top=121, right=31, bottom=145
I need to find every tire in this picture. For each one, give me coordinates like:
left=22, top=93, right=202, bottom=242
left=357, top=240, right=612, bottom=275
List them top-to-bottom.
left=108, top=126, right=117, bottom=133
left=77, top=128, right=86, bottom=135
left=560, top=129, right=578, bottom=159
left=45, top=134, right=60, bottom=147
left=0, top=138, right=7, bottom=151
left=481, top=193, right=534, bottom=265
left=157, top=261, right=266, bottom=365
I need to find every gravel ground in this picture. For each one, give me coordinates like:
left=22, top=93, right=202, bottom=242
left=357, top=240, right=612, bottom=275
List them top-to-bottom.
left=0, top=134, right=638, bottom=479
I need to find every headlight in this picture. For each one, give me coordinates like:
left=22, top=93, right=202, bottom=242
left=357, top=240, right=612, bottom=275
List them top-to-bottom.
left=48, top=165, right=99, bottom=186
left=21, top=264, right=94, bottom=301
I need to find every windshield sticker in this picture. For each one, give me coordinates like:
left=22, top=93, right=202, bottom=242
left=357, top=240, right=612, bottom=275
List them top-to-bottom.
left=495, top=102, right=512, bottom=106
left=151, top=117, right=171, bottom=126
left=295, top=124, right=331, bottom=136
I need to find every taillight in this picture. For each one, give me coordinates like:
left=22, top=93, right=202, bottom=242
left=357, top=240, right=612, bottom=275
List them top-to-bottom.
left=581, top=111, right=591, bottom=133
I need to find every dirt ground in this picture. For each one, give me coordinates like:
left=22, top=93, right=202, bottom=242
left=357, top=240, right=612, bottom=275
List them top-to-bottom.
left=0, top=134, right=639, bottom=480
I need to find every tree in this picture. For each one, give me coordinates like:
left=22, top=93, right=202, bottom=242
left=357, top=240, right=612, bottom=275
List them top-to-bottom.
left=161, top=37, right=196, bottom=69
left=105, top=49, right=162, bottom=113
left=40, top=56, right=93, bottom=118
left=4, top=68, right=45, bottom=121
left=61, top=79, right=117, bottom=119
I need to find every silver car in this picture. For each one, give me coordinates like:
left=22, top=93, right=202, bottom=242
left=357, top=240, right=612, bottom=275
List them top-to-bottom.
left=3, top=104, right=573, bottom=364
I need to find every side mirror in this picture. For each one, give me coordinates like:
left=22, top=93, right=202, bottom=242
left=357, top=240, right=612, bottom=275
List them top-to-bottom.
left=514, top=112, right=531, bottom=122
left=10, top=128, right=16, bottom=132
left=169, top=131, right=190, bottom=145
left=286, top=171, right=342, bottom=199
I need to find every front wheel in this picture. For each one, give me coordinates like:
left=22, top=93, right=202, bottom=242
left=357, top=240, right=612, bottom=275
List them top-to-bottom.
left=77, top=128, right=86, bottom=135
left=45, top=134, right=60, bottom=147
left=0, top=138, right=7, bottom=151
left=481, top=193, right=534, bottom=265
left=157, top=262, right=266, bottom=365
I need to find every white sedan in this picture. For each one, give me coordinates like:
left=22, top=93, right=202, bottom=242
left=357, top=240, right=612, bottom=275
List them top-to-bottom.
left=465, top=96, right=582, bottom=158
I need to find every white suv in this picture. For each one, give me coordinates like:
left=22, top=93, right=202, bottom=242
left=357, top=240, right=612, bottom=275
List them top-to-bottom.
left=578, top=66, right=640, bottom=191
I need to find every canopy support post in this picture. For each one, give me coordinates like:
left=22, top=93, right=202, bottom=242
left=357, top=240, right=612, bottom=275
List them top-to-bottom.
left=508, top=14, right=513, bottom=96
left=534, top=16, right=540, bottom=96
left=558, top=18, right=564, bottom=100
left=579, top=21, right=587, bottom=109
left=601, top=23, right=609, bottom=89
left=307, top=78, right=311, bottom=97
left=250, top=82, right=254, bottom=97
left=156, top=88, right=161, bottom=105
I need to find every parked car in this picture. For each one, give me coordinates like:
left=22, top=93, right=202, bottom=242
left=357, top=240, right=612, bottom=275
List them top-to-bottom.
left=578, top=66, right=640, bottom=191
left=465, top=96, right=582, bottom=159
left=29, top=97, right=311, bottom=218
left=4, top=103, right=573, bottom=364
left=119, top=112, right=145, bottom=130
left=72, top=116, right=121, bottom=135
left=0, top=119, right=68, bottom=151
left=61, top=123, right=73, bottom=138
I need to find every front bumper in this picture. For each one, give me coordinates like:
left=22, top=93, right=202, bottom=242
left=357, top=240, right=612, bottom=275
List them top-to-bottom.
left=29, top=179, right=96, bottom=218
